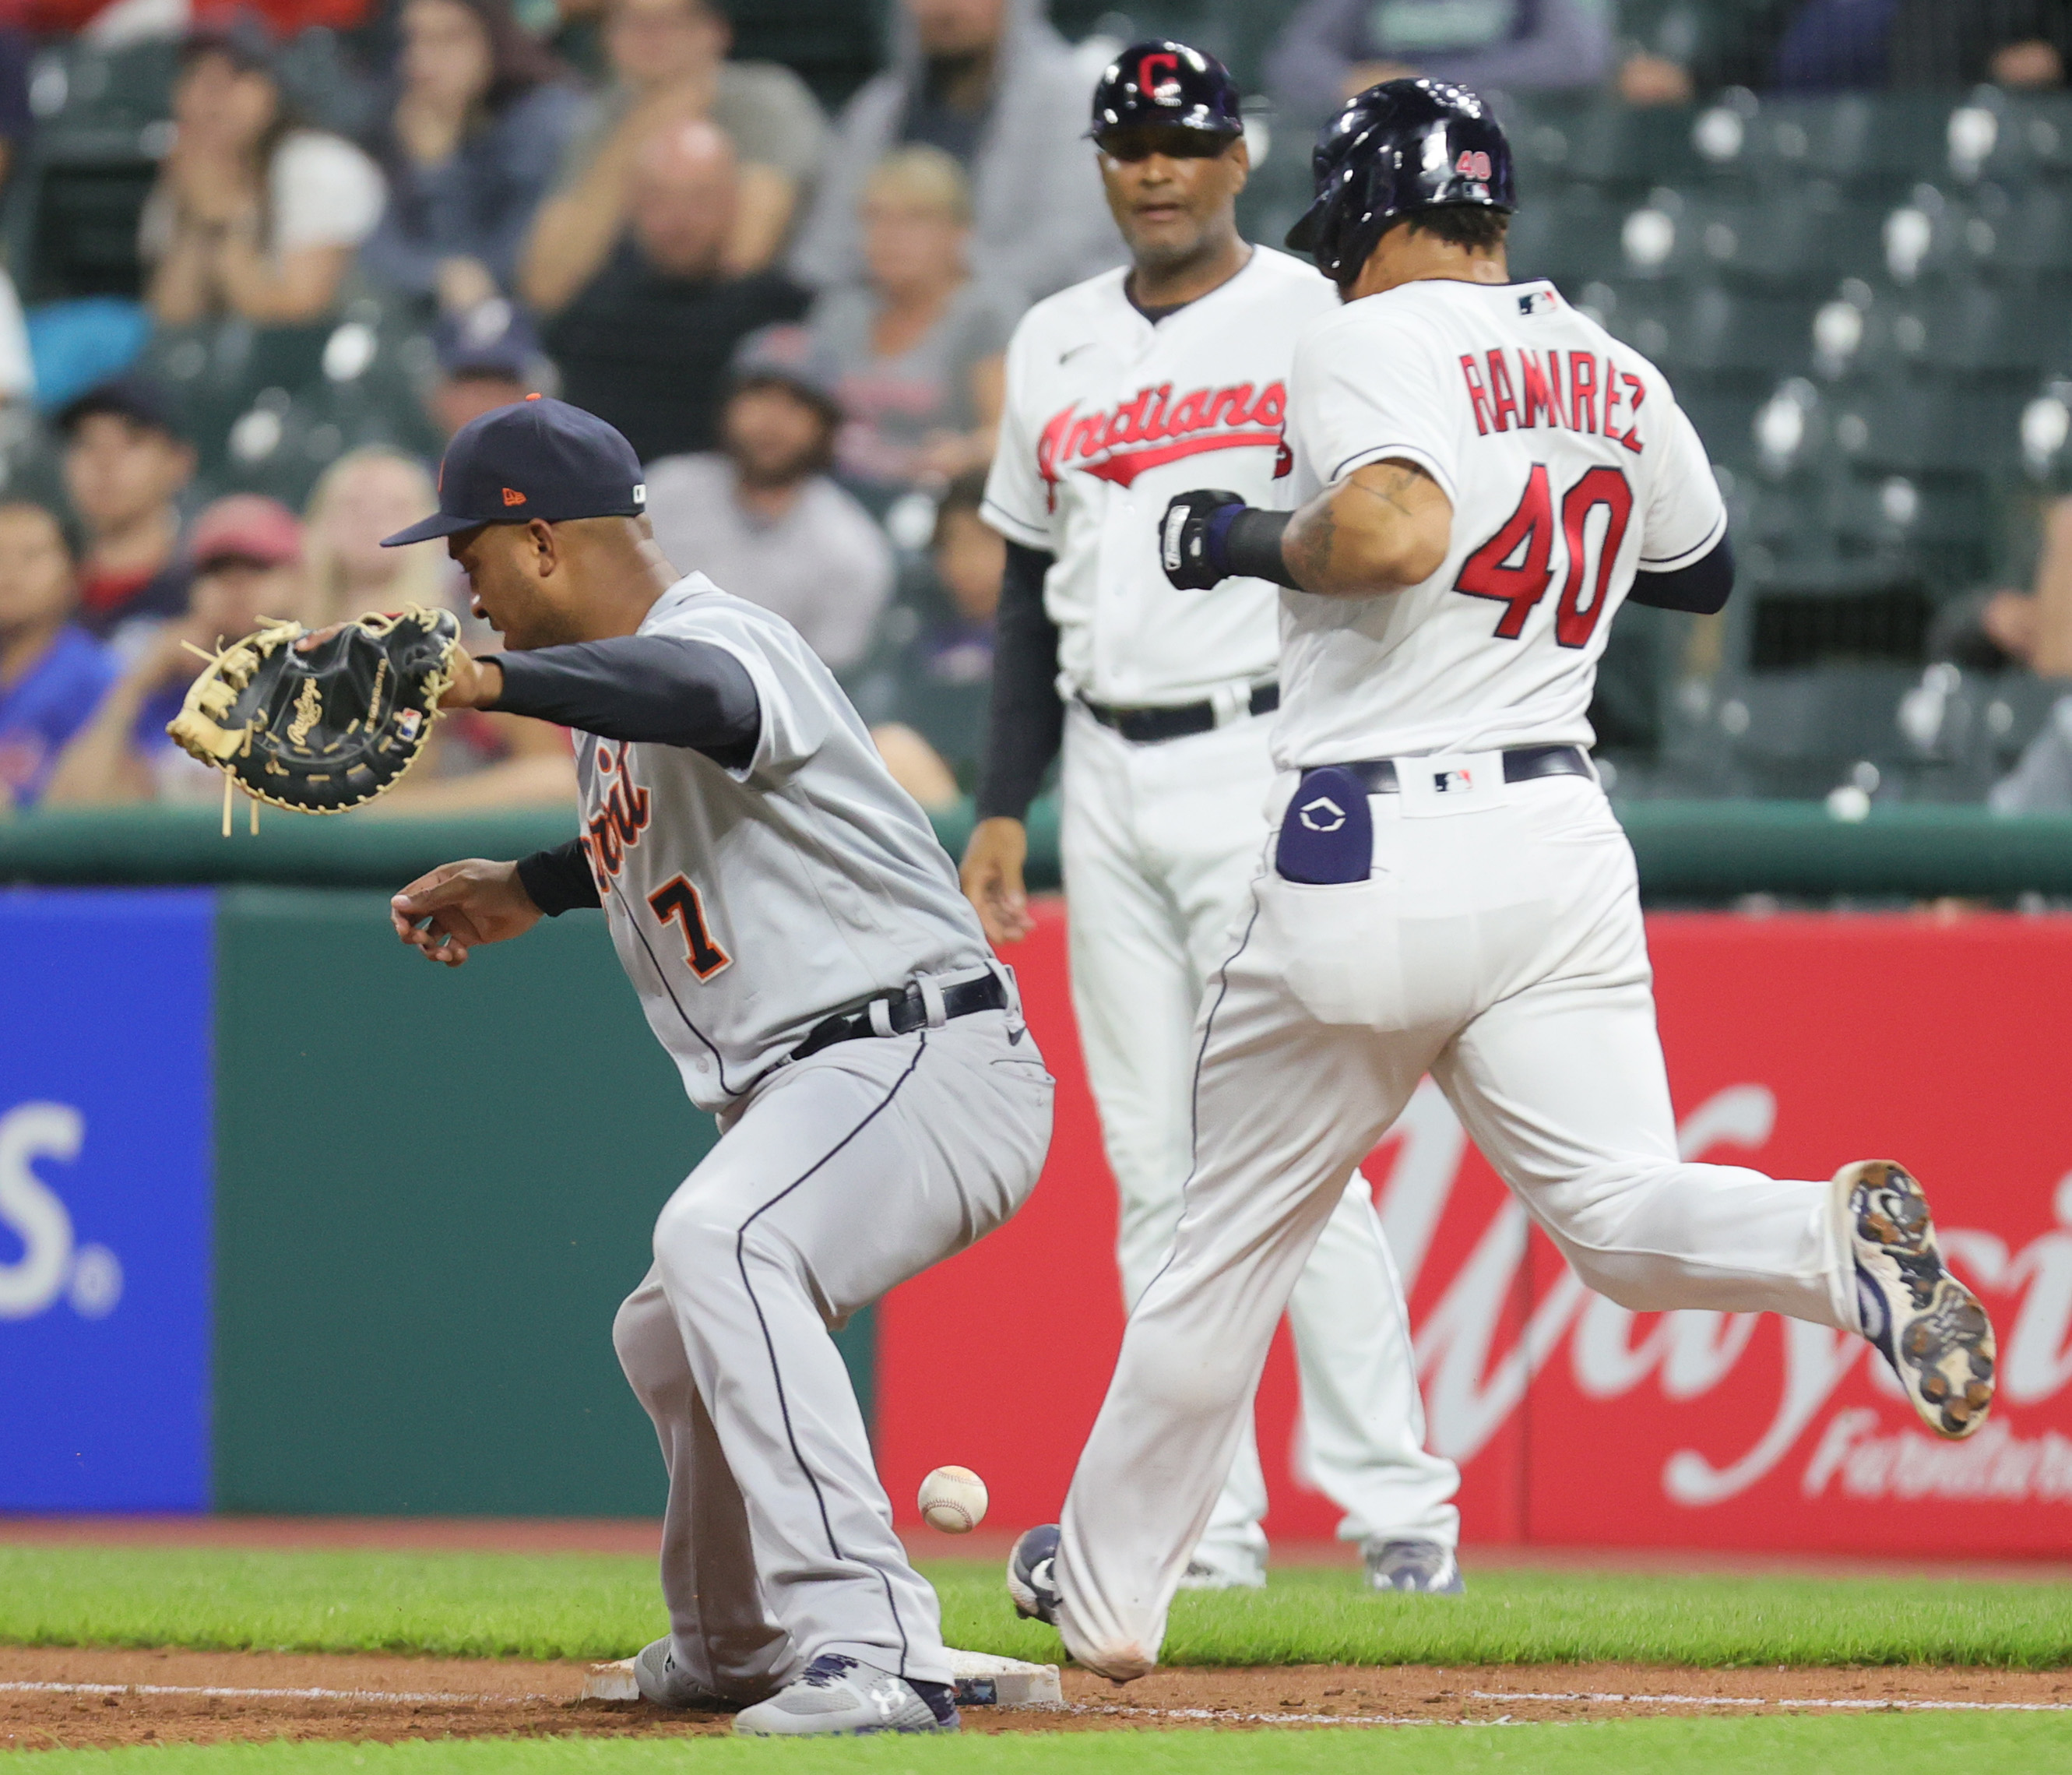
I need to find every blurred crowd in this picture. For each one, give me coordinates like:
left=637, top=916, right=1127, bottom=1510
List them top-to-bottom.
left=9, top=0, right=2072, bottom=819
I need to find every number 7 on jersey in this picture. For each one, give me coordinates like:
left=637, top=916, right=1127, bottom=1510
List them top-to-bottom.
left=649, top=875, right=732, bottom=979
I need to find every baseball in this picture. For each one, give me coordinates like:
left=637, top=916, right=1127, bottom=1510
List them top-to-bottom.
left=917, top=1465, right=988, bottom=1534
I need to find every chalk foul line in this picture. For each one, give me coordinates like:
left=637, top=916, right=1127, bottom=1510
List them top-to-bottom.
left=0, top=1682, right=553, bottom=1707
left=1472, top=1690, right=2072, bottom=1714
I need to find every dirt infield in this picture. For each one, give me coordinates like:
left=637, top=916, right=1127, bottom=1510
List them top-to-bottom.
left=4, top=1646, right=2069, bottom=1749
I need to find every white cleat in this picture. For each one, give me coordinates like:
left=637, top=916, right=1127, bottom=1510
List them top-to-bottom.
left=1841, top=1160, right=1996, bottom=1440
left=1363, top=1539, right=1465, bottom=1594
left=1175, top=1551, right=1268, bottom=1591
left=732, top=1654, right=957, bottom=1736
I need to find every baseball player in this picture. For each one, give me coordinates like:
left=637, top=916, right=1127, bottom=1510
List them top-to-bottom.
left=960, top=41, right=1462, bottom=1594
left=1007, top=80, right=1997, bottom=1678
left=376, top=398, right=1054, bottom=1735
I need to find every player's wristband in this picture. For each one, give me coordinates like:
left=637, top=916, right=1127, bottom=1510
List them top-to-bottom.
left=1222, top=508, right=1300, bottom=590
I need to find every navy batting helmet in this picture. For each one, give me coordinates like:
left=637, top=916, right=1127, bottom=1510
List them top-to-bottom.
left=1089, top=40, right=1244, bottom=146
left=1286, top=79, right=1514, bottom=284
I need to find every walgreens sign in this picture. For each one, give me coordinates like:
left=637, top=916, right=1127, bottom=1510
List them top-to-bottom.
left=878, top=909, right=2072, bottom=1555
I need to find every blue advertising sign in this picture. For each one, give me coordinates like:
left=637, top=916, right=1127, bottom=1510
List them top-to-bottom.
left=0, top=889, right=213, bottom=1509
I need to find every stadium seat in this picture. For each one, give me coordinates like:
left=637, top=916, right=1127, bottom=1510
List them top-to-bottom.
left=1735, top=94, right=1958, bottom=195
left=1507, top=188, right=1632, bottom=290
left=1670, top=287, right=1822, bottom=380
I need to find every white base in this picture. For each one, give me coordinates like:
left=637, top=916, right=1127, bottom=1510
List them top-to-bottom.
left=947, top=1647, right=1065, bottom=1709
left=581, top=1648, right=1063, bottom=1710
left=582, top=1659, right=639, bottom=1702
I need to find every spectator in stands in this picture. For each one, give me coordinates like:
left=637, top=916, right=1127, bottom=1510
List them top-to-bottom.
left=361, top=0, right=586, bottom=315
left=521, top=0, right=827, bottom=311
left=790, top=0, right=1119, bottom=307
left=1267, top=0, right=1614, bottom=118
left=1624, top=0, right=2072, bottom=100
left=142, top=21, right=387, bottom=329
left=0, top=27, right=33, bottom=196
left=540, top=119, right=807, bottom=463
left=810, top=146, right=1009, bottom=497
left=423, top=301, right=545, bottom=438
left=644, top=322, right=893, bottom=672
left=59, top=378, right=198, bottom=648
left=297, top=446, right=576, bottom=811
left=302, top=446, right=451, bottom=628
left=860, top=465, right=999, bottom=808
left=46, top=495, right=310, bottom=806
left=0, top=503, right=115, bottom=811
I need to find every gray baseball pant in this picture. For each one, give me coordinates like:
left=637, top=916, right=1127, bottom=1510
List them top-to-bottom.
left=613, top=1005, right=1054, bottom=1699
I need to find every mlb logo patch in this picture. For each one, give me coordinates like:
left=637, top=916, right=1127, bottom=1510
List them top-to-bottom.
left=1518, top=290, right=1557, bottom=316
left=396, top=710, right=424, bottom=741
left=1433, top=767, right=1475, bottom=793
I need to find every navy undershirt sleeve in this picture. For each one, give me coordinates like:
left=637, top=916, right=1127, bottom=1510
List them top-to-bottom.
left=1628, top=530, right=1735, bottom=616
left=974, top=541, right=1064, bottom=823
left=489, top=635, right=762, bottom=770
left=515, top=838, right=600, bottom=916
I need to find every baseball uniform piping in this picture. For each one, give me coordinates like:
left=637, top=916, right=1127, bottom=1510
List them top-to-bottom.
left=606, top=877, right=743, bottom=1097
left=733, top=1031, right=930, bottom=1678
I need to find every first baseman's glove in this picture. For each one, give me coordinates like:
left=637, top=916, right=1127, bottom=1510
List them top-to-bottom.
left=1160, top=488, right=1247, bottom=590
left=166, top=604, right=460, bottom=813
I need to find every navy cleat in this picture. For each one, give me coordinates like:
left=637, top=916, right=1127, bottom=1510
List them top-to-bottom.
left=1841, top=1160, right=1996, bottom=1440
left=1006, top=1523, right=1061, bottom=1625
left=1363, top=1539, right=1465, bottom=1594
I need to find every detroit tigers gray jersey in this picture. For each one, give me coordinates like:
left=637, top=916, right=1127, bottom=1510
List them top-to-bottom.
left=574, top=574, right=993, bottom=1111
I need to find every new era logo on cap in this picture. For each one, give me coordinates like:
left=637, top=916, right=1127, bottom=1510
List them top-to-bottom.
left=381, top=398, right=645, bottom=546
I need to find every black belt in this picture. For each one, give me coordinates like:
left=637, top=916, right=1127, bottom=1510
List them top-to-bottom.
left=1080, top=681, right=1279, bottom=745
left=1335, top=744, right=1592, bottom=794
left=791, top=973, right=1008, bottom=1062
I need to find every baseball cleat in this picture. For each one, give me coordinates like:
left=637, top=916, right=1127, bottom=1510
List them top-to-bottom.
left=1840, top=1160, right=1996, bottom=1440
left=1006, top=1523, right=1061, bottom=1625
left=1363, top=1539, right=1465, bottom=1595
left=1176, top=1551, right=1267, bottom=1591
left=632, top=1636, right=727, bottom=1709
left=731, top=1654, right=956, bottom=1736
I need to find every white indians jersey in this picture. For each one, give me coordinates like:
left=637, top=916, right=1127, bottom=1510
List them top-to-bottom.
left=983, top=246, right=1340, bottom=706
left=1275, top=276, right=1725, bottom=769
left=575, top=575, right=992, bottom=1113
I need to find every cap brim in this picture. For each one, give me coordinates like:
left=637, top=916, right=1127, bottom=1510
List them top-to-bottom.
left=380, top=512, right=487, bottom=547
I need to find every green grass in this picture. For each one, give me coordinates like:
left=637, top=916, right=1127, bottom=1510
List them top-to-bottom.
left=2, top=1547, right=2070, bottom=1670
left=9, top=1717, right=2072, bottom=1773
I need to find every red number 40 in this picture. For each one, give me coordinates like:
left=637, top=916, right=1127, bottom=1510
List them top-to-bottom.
left=1454, top=463, right=1634, bottom=649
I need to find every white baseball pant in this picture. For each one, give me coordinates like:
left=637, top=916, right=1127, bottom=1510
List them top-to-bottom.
left=1060, top=701, right=1462, bottom=1570
left=1054, top=772, right=1856, bottom=1678
left=614, top=1003, right=1053, bottom=1698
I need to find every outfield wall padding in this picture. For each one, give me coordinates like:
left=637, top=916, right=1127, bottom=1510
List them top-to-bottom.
left=8, top=798, right=2072, bottom=900
left=3, top=886, right=871, bottom=1516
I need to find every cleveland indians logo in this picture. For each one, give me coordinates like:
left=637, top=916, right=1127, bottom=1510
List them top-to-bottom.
left=1139, top=50, right=1182, bottom=104
left=1037, top=380, right=1289, bottom=505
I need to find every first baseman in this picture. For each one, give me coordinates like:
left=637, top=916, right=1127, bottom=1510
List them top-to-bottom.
left=962, top=41, right=1462, bottom=1594
left=1008, top=80, right=1996, bottom=1678
left=381, top=398, right=1054, bottom=1735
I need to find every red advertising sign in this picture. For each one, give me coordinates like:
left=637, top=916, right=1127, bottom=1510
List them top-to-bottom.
left=876, top=907, right=2072, bottom=1553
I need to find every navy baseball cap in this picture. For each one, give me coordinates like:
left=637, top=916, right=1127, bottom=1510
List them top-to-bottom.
left=380, top=396, right=646, bottom=547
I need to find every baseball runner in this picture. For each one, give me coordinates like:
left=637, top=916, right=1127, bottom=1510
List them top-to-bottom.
left=960, top=41, right=1462, bottom=1594
left=1007, top=80, right=1998, bottom=1678
left=377, top=398, right=1054, bottom=1735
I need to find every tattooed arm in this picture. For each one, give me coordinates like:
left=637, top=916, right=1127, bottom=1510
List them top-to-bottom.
left=1280, top=459, right=1455, bottom=600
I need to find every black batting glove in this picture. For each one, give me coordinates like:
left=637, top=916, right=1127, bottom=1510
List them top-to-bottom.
left=1159, top=488, right=1247, bottom=590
